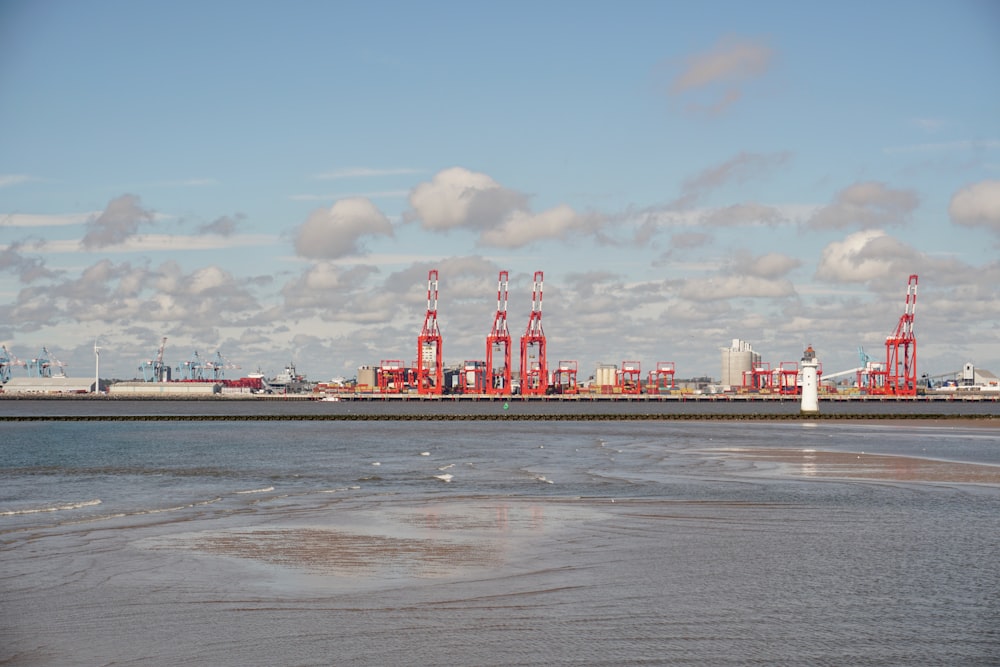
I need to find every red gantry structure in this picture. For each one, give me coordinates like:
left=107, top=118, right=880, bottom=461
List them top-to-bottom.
left=416, top=270, right=443, bottom=395
left=485, top=270, right=512, bottom=395
left=519, top=271, right=548, bottom=396
left=883, top=274, right=918, bottom=396
left=553, top=360, right=579, bottom=395
left=618, top=361, right=642, bottom=395
left=647, top=361, right=676, bottom=394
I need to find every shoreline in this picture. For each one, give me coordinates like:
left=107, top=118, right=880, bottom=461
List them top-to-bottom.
left=1, top=412, right=998, bottom=423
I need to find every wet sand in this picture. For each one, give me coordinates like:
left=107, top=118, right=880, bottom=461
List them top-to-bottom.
left=726, top=446, right=1000, bottom=483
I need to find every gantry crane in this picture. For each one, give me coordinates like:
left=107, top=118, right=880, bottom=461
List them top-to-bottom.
left=416, top=269, right=443, bottom=395
left=485, top=270, right=512, bottom=395
left=519, top=271, right=548, bottom=396
left=884, top=274, right=918, bottom=396
left=139, top=336, right=169, bottom=382
left=1, top=345, right=26, bottom=383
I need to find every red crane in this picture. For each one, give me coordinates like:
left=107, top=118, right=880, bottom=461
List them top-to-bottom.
left=416, top=269, right=443, bottom=395
left=485, top=270, right=512, bottom=395
left=519, top=271, right=548, bottom=396
left=884, top=274, right=918, bottom=396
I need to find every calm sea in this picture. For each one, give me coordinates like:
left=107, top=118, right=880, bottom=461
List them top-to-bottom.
left=2, top=400, right=999, bottom=666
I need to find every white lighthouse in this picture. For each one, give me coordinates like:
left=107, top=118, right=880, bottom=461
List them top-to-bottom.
left=800, top=345, right=819, bottom=415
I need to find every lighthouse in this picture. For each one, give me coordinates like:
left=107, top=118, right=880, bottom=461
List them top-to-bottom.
left=800, top=345, right=819, bottom=415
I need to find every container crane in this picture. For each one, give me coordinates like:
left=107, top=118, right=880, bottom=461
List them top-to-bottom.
left=416, top=269, right=443, bottom=395
left=485, top=270, right=512, bottom=395
left=519, top=271, right=548, bottom=396
left=884, top=274, right=918, bottom=396
left=139, top=336, right=169, bottom=382
left=1, top=345, right=27, bottom=383
left=28, top=347, right=63, bottom=378
left=176, top=351, right=206, bottom=381
left=206, top=351, right=240, bottom=380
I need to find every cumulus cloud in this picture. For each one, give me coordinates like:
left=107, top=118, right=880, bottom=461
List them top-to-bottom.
left=667, top=36, right=775, bottom=115
left=406, top=167, right=598, bottom=248
left=407, top=167, right=527, bottom=231
left=949, top=180, right=1000, bottom=232
left=808, top=182, right=919, bottom=230
left=81, top=194, right=155, bottom=249
left=294, top=197, right=393, bottom=259
left=700, top=202, right=790, bottom=227
left=479, top=205, right=591, bottom=248
left=815, top=230, right=921, bottom=283
left=0, top=241, right=59, bottom=282
left=741, top=252, right=802, bottom=279
left=678, top=275, right=796, bottom=301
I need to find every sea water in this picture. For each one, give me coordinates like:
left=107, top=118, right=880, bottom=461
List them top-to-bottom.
left=2, top=411, right=999, bottom=665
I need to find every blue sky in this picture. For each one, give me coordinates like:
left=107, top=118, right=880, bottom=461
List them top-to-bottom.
left=2, top=0, right=999, bottom=383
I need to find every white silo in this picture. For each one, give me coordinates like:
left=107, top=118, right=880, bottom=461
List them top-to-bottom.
left=720, top=339, right=759, bottom=389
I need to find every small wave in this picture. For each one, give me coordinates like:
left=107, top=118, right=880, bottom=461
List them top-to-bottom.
left=434, top=473, right=454, bottom=483
left=234, top=486, right=274, bottom=494
left=0, top=498, right=102, bottom=517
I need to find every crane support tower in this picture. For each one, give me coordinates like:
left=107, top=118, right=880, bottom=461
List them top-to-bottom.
left=416, top=270, right=443, bottom=395
left=485, top=270, right=512, bottom=395
left=519, top=271, right=548, bottom=396
left=884, top=274, right=918, bottom=396
left=139, top=336, right=170, bottom=382
left=619, top=361, right=642, bottom=395
left=647, top=361, right=676, bottom=394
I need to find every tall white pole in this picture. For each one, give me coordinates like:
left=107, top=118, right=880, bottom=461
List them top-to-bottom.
left=94, top=338, right=101, bottom=394
left=800, top=345, right=819, bottom=415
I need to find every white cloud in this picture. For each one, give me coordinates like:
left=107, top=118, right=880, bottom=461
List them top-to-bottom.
left=667, top=36, right=775, bottom=115
left=407, top=167, right=526, bottom=231
left=0, top=174, right=33, bottom=188
left=949, top=180, right=1000, bottom=232
left=808, top=182, right=918, bottom=230
left=82, top=194, right=156, bottom=249
left=294, top=197, right=393, bottom=259
left=480, top=205, right=587, bottom=248
left=1, top=212, right=96, bottom=227
left=815, top=230, right=920, bottom=283
left=34, top=234, right=276, bottom=254
left=744, top=252, right=802, bottom=279
left=678, top=275, right=795, bottom=301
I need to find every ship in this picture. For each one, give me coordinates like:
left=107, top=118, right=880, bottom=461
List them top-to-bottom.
left=261, top=362, right=310, bottom=394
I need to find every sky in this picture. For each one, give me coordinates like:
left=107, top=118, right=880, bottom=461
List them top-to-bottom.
left=1, top=0, right=999, bottom=384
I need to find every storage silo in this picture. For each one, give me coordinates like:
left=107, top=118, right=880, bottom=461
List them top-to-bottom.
left=720, top=339, right=759, bottom=389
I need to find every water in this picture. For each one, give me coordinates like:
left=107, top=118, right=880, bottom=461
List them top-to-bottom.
left=2, top=405, right=999, bottom=666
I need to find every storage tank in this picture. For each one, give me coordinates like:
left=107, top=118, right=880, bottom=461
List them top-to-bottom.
left=720, top=339, right=759, bottom=388
left=595, top=364, right=617, bottom=389
left=357, top=365, right=376, bottom=390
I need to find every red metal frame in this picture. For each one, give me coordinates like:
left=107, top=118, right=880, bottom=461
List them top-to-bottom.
left=416, top=270, right=443, bottom=395
left=485, top=271, right=512, bottom=395
left=519, top=271, right=548, bottom=395
left=885, top=274, right=918, bottom=396
left=377, top=359, right=407, bottom=393
left=459, top=360, right=487, bottom=394
left=553, top=360, right=579, bottom=394
left=618, top=360, right=642, bottom=395
left=647, top=361, right=676, bottom=394
left=777, top=361, right=800, bottom=395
